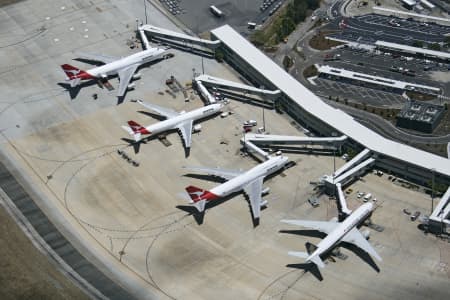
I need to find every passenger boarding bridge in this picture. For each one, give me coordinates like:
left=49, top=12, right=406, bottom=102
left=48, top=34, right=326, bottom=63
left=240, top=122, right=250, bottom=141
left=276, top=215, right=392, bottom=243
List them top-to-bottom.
left=139, top=24, right=220, bottom=56
left=193, top=74, right=281, bottom=105
left=240, top=133, right=347, bottom=161
left=429, top=187, right=450, bottom=234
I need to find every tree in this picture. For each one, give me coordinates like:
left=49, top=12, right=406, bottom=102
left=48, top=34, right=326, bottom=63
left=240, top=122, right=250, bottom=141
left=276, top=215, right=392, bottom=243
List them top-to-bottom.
left=306, top=0, right=320, bottom=10
left=277, top=17, right=296, bottom=39
left=250, top=30, right=266, bottom=47
left=445, top=36, right=450, bottom=45
left=412, top=40, right=423, bottom=48
left=428, top=43, right=441, bottom=51
left=214, top=49, right=224, bottom=62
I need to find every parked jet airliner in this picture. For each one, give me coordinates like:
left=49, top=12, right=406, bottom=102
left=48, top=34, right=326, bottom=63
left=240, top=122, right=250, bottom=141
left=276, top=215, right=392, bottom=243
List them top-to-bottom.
left=61, top=47, right=170, bottom=97
left=122, top=100, right=222, bottom=149
left=184, top=155, right=289, bottom=222
left=281, top=202, right=382, bottom=268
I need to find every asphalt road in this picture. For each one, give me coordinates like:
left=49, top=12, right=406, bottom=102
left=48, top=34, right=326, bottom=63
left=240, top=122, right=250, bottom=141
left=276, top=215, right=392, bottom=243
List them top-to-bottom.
left=325, top=99, right=450, bottom=144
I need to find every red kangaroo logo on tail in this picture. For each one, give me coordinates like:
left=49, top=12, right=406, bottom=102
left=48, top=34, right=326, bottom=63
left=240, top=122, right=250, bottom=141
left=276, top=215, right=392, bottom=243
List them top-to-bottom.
left=65, top=69, right=81, bottom=76
left=127, top=121, right=151, bottom=134
left=186, top=186, right=218, bottom=203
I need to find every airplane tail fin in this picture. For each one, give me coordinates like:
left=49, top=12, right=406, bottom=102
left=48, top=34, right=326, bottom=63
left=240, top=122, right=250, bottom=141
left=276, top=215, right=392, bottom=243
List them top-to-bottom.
left=61, top=64, right=93, bottom=85
left=61, top=64, right=84, bottom=79
left=125, top=121, right=151, bottom=141
left=185, top=185, right=218, bottom=212
left=305, top=242, right=318, bottom=255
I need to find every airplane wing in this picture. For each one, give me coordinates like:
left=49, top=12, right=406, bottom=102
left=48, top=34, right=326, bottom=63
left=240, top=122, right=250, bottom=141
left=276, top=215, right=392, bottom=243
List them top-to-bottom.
left=74, top=51, right=118, bottom=64
left=117, top=64, right=139, bottom=97
left=137, top=99, right=178, bottom=119
left=177, top=120, right=193, bottom=148
left=182, top=166, right=243, bottom=180
left=243, top=177, right=264, bottom=219
left=280, top=220, right=338, bottom=235
left=342, top=227, right=382, bottom=262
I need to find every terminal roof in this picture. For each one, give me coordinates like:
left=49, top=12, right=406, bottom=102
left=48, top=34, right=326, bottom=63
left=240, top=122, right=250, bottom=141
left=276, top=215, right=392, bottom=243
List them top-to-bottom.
left=211, top=25, right=450, bottom=177
left=375, top=41, right=450, bottom=60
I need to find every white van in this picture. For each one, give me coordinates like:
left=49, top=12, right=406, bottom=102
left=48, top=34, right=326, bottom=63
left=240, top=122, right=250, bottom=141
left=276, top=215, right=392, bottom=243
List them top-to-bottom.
left=363, top=193, right=372, bottom=202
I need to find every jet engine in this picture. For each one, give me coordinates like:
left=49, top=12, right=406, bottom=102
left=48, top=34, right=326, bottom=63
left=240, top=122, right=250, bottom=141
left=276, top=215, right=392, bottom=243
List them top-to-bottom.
left=132, top=73, right=141, bottom=80
left=127, top=83, right=136, bottom=90
left=193, top=124, right=202, bottom=132
left=261, top=187, right=270, bottom=195
left=260, top=199, right=268, bottom=207
left=361, top=229, right=371, bottom=240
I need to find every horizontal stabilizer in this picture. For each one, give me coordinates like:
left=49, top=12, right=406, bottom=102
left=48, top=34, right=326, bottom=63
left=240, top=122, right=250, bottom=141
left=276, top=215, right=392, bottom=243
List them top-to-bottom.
left=70, top=78, right=81, bottom=87
left=121, top=125, right=142, bottom=142
left=121, top=125, right=134, bottom=135
left=287, top=251, right=309, bottom=259
left=288, top=251, right=325, bottom=268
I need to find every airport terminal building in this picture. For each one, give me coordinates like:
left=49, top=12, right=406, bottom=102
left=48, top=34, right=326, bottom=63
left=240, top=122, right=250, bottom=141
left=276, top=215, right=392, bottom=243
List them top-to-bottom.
left=141, top=24, right=450, bottom=233
left=210, top=25, right=450, bottom=187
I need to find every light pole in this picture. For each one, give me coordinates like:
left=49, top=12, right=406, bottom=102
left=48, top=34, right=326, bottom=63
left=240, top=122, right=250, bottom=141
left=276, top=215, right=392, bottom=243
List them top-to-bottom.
left=143, top=0, right=148, bottom=24
left=201, top=55, right=205, bottom=74
left=261, top=85, right=266, bottom=131
left=262, top=105, right=266, bottom=131
left=431, top=168, right=436, bottom=215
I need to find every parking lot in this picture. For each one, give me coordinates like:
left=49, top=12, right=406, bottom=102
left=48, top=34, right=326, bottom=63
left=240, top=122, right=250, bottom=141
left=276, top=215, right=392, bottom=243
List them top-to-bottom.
left=169, top=0, right=286, bottom=34
left=327, top=14, right=447, bottom=45
left=355, top=14, right=450, bottom=36
left=312, top=46, right=450, bottom=105
left=312, top=77, right=406, bottom=107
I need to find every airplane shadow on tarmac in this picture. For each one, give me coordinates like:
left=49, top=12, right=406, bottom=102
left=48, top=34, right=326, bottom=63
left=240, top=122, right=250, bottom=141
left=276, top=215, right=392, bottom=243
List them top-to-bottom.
left=58, top=81, right=99, bottom=99
left=279, top=229, right=380, bottom=281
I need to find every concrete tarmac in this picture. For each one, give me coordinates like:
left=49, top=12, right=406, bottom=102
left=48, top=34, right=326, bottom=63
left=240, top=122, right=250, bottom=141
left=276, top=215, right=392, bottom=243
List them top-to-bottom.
left=1, top=1, right=449, bottom=299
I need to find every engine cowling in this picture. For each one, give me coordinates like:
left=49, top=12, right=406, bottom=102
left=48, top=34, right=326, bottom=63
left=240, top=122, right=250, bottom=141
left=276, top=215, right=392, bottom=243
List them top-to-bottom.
left=132, top=73, right=141, bottom=80
left=127, top=83, right=136, bottom=90
left=193, top=124, right=202, bottom=132
left=261, top=187, right=270, bottom=195
left=260, top=199, right=268, bottom=207
left=361, top=229, right=371, bottom=240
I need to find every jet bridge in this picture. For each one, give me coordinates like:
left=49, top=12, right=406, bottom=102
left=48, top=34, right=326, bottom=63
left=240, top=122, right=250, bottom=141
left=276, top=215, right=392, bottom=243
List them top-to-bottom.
left=139, top=24, right=221, bottom=52
left=138, top=25, right=151, bottom=50
left=194, top=74, right=281, bottom=105
left=195, top=74, right=281, bottom=100
left=240, top=134, right=348, bottom=161
left=243, top=134, right=347, bottom=146
left=322, top=149, right=375, bottom=194
left=333, top=149, right=371, bottom=178
left=336, top=182, right=352, bottom=219
left=428, top=186, right=450, bottom=234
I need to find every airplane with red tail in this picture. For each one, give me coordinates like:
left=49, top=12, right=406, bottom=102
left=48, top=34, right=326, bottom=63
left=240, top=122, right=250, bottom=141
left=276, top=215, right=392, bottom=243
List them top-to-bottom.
left=61, top=46, right=171, bottom=97
left=122, top=100, right=223, bottom=149
left=183, top=154, right=289, bottom=222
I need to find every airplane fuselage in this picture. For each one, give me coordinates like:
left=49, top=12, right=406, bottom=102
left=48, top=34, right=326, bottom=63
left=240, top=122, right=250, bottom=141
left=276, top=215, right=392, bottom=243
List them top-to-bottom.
left=87, top=48, right=167, bottom=78
left=144, top=103, right=222, bottom=136
left=210, top=155, right=289, bottom=197
left=309, top=203, right=373, bottom=260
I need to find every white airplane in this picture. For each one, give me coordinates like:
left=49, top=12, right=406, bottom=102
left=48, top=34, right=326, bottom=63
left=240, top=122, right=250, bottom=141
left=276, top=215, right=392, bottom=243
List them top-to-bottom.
left=61, top=47, right=171, bottom=97
left=122, top=100, right=223, bottom=148
left=184, top=155, right=289, bottom=221
left=281, top=202, right=382, bottom=268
